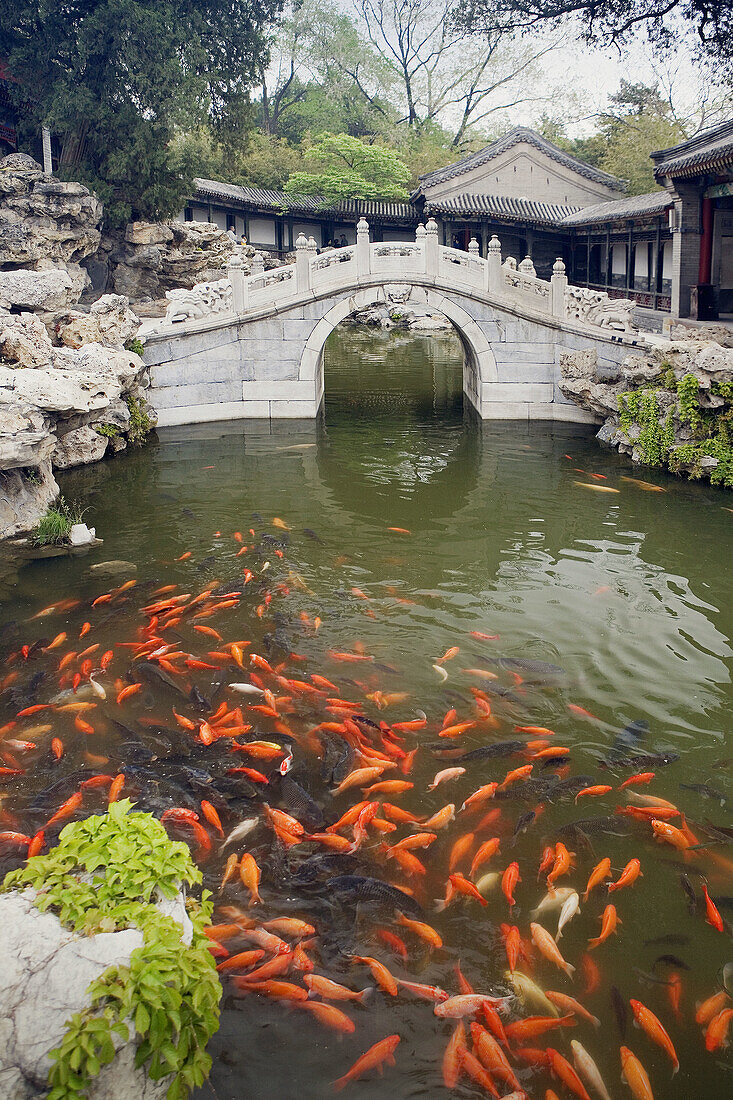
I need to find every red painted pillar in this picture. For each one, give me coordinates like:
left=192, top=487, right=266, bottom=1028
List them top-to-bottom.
left=698, top=196, right=714, bottom=284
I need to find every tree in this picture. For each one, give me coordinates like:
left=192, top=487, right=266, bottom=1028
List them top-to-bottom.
left=0, top=0, right=282, bottom=225
left=356, top=0, right=560, bottom=144
left=451, top=0, right=733, bottom=77
left=595, top=80, right=687, bottom=193
left=284, top=132, right=411, bottom=201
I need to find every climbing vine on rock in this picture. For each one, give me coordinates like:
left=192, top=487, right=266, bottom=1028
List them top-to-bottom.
left=617, top=373, right=733, bottom=488
left=1, top=800, right=220, bottom=1099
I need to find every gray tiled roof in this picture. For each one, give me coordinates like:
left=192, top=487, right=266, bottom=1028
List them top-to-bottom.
left=651, top=120, right=733, bottom=179
left=417, top=128, right=625, bottom=192
left=192, top=179, right=417, bottom=222
left=561, top=190, right=671, bottom=226
left=425, top=193, right=580, bottom=225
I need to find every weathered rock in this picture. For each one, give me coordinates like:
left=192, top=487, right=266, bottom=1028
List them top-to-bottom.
left=0, top=155, right=102, bottom=270
left=101, top=220, right=237, bottom=301
left=0, top=267, right=76, bottom=313
left=56, top=295, right=140, bottom=350
left=0, top=312, right=54, bottom=368
left=560, top=336, right=733, bottom=485
left=0, top=403, right=54, bottom=468
left=53, top=425, right=109, bottom=469
left=0, top=463, right=59, bottom=540
left=88, top=559, right=137, bottom=577
left=0, top=888, right=190, bottom=1099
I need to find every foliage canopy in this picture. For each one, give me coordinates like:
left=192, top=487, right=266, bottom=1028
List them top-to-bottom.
left=0, top=0, right=282, bottom=225
left=285, top=132, right=411, bottom=202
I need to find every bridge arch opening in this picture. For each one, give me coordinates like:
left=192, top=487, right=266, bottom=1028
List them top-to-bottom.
left=297, top=288, right=498, bottom=415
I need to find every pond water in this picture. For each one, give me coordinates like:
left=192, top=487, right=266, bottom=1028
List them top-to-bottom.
left=1, top=325, right=732, bottom=1098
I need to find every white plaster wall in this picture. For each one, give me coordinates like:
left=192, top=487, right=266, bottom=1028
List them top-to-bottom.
left=424, top=142, right=620, bottom=208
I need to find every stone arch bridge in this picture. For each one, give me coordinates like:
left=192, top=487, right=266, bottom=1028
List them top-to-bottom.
left=142, top=218, right=641, bottom=427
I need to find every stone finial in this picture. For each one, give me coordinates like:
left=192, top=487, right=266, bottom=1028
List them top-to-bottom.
left=426, top=217, right=438, bottom=235
left=357, top=218, right=369, bottom=234
left=415, top=223, right=426, bottom=240
left=295, top=232, right=308, bottom=250
left=488, top=235, right=501, bottom=255
left=307, top=236, right=318, bottom=255
left=468, top=238, right=479, bottom=256
left=252, top=251, right=265, bottom=276
left=518, top=256, right=536, bottom=277
left=553, top=257, right=566, bottom=275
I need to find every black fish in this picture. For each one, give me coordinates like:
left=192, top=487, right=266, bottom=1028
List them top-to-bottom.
left=303, top=529, right=322, bottom=543
left=485, top=657, right=565, bottom=678
left=135, top=661, right=189, bottom=699
left=610, top=719, right=650, bottom=757
left=447, top=741, right=526, bottom=763
left=600, top=752, right=680, bottom=769
left=280, top=775, right=324, bottom=832
left=549, top=775, right=597, bottom=799
left=680, top=783, right=727, bottom=803
left=511, top=810, right=536, bottom=842
left=559, top=816, right=630, bottom=837
left=680, top=873, right=697, bottom=914
left=328, top=875, right=423, bottom=917
left=644, top=933, right=691, bottom=947
left=653, top=954, right=690, bottom=970
left=610, top=985, right=627, bottom=1037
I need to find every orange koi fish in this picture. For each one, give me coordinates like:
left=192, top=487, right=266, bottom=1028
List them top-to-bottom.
left=582, top=857, right=612, bottom=901
left=608, top=858, right=642, bottom=893
left=501, top=862, right=521, bottom=907
left=702, top=884, right=724, bottom=932
left=588, top=904, right=620, bottom=950
left=351, top=955, right=398, bottom=995
left=629, top=999, right=678, bottom=1072
left=442, top=1022, right=467, bottom=1089
left=333, top=1034, right=400, bottom=1091
left=619, top=1047, right=653, bottom=1100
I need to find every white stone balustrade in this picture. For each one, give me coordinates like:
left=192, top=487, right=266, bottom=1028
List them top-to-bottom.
left=178, top=218, right=637, bottom=335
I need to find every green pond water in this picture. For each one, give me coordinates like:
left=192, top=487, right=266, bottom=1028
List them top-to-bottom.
left=1, top=325, right=732, bottom=1098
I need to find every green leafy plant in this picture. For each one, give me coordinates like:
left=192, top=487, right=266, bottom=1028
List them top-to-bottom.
left=285, top=132, right=411, bottom=204
left=125, top=337, right=145, bottom=357
left=677, top=372, right=701, bottom=429
left=617, top=389, right=675, bottom=466
left=125, top=395, right=153, bottom=446
left=94, top=423, right=121, bottom=438
left=32, top=498, right=86, bottom=546
left=2, top=800, right=220, bottom=1099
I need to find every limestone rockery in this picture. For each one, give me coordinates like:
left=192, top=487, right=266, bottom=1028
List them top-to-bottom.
left=0, top=153, right=158, bottom=539
left=0, top=297, right=156, bottom=538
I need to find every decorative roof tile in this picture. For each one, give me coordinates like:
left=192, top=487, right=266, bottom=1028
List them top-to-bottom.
left=651, top=120, right=733, bottom=179
left=417, top=127, right=625, bottom=192
left=192, top=179, right=417, bottom=222
left=560, top=190, right=671, bottom=226
left=425, top=193, right=580, bottom=225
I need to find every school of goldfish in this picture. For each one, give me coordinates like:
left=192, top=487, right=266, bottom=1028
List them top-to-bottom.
left=0, top=514, right=731, bottom=1098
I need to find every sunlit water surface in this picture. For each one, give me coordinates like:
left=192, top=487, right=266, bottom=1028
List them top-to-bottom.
left=1, top=326, right=731, bottom=1098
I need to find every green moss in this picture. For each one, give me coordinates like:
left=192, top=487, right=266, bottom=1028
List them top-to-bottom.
left=125, top=337, right=145, bottom=357
left=677, top=373, right=701, bottom=429
left=711, top=377, right=733, bottom=400
left=617, top=389, right=675, bottom=466
left=125, top=394, right=153, bottom=446
left=93, top=423, right=120, bottom=438
left=32, top=498, right=86, bottom=546
left=2, top=800, right=220, bottom=1099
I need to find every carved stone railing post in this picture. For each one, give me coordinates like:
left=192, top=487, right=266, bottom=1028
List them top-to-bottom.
left=425, top=217, right=439, bottom=276
left=356, top=218, right=370, bottom=277
left=415, top=223, right=427, bottom=272
left=295, top=232, right=310, bottom=293
left=487, top=235, right=502, bottom=294
left=307, top=236, right=318, bottom=257
left=468, top=238, right=480, bottom=257
left=252, top=251, right=265, bottom=277
left=227, top=256, right=247, bottom=313
left=519, top=256, right=536, bottom=278
left=551, top=257, right=568, bottom=318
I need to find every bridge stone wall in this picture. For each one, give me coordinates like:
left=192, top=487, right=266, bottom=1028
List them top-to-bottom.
left=142, top=221, right=640, bottom=426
